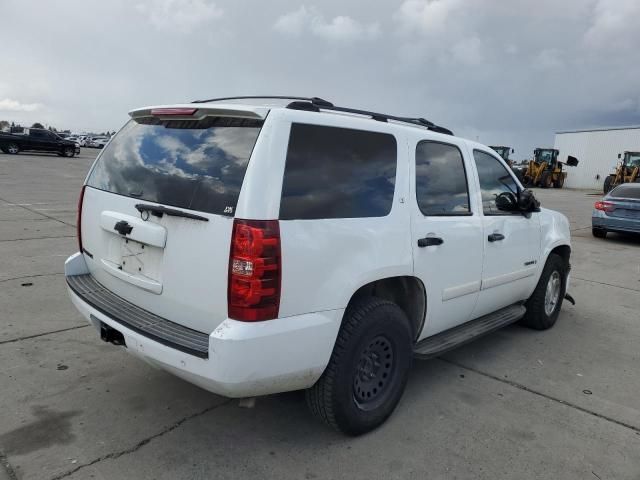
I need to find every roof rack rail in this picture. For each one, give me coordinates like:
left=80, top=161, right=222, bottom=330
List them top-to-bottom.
left=191, top=95, right=334, bottom=106
left=191, top=96, right=452, bottom=135
left=286, top=99, right=453, bottom=135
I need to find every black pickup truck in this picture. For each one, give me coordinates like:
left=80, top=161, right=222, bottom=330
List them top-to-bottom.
left=0, top=128, right=80, bottom=157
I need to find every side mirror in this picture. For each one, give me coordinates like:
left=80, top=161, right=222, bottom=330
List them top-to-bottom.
left=511, top=148, right=515, bottom=154
left=618, top=153, right=621, bottom=159
left=566, top=156, right=579, bottom=167
left=518, top=188, right=541, bottom=213
left=495, top=191, right=518, bottom=212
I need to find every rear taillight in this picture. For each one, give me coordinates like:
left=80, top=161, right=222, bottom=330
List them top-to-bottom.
left=77, top=185, right=86, bottom=252
left=594, top=200, right=614, bottom=212
left=228, top=219, right=281, bottom=321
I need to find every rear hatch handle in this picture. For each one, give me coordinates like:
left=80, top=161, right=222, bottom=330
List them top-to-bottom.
left=135, top=203, right=209, bottom=222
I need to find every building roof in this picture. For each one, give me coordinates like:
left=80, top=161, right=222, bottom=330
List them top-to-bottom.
left=556, top=125, right=640, bottom=134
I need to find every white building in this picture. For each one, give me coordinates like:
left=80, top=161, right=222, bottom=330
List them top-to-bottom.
left=554, top=126, right=640, bottom=190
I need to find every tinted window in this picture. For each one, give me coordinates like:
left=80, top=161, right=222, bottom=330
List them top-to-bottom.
left=86, top=117, right=262, bottom=216
left=279, top=123, right=397, bottom=220
left=30, top=130, right=45, bottom=138
left=415, top=141, right=470, bottom=215
left=473, top=150, right=519, bottom=214
left=609, top=184, right=640, bottom=199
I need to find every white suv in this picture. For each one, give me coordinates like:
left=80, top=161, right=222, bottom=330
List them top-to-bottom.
left=66, top=96, right=573, bottom=435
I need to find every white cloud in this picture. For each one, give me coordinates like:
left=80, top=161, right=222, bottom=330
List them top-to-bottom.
left=136, top=0, right=223, bottom=33
left=395, top=0, right=463, bottom=34
left=584, top=0, right=640, bottom=50
left=274, top=5, right=310, bottom=35
left=274, top=6, right=379, bottom=41
left=311, top=15, right=380, bottom=41
left=0, top=99, right=42, bottom=112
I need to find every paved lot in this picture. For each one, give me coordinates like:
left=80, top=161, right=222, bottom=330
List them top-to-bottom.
left=1, top=150, right=639, bottom=480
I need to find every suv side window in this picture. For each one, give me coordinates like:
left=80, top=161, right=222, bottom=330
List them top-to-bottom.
left=279, top=123, right=397, bottom=220
left=415, top=141, right=470, bottom=216
left=473, top=150, right=519, bottom=215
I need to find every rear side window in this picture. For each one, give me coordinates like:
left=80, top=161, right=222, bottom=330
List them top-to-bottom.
left=86, top=117, right=262, bottom=216
left=279, top=123, right=397, bottom=220
left=415, top=141, right=470, bottom=215
left=609, top=184, right=640, bottom=199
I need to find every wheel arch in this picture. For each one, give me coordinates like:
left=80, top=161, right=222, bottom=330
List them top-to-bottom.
left=549, top=244, right=570, bottom=265
left=345, top=276, right=426, bottom=341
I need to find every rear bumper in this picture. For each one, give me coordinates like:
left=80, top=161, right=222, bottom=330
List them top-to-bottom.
left=592, top=211, right=640, bottom=234
left=65, top=253, right=343, bottom=398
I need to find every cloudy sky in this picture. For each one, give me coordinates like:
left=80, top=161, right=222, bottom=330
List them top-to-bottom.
left=1, top=0, right=638, bottom=157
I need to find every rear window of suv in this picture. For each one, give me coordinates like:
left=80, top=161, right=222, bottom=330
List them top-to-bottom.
left=86, top=116, right=263, bottom=216
left=279, top=123, right=397, bottom=220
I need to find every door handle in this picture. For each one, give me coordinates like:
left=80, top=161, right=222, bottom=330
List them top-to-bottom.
left=488, top=233, right=505, bottom=242
left=418, top=236, right=444, bottom=247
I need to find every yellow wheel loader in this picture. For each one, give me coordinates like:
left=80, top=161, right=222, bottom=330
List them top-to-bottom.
left=522, top=148, right=578, bottom=189
left=603, top=151, right=640, bottom=193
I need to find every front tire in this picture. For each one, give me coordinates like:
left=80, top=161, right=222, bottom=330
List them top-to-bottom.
left=6, top=143, right=19, bottom=154
left=63, top=147, right=75, bottom=157
left=539, top=171, right=552, bottom=188
left=553, top=174, right=565, bottom=188
left=520, top=253, right=567, bottom=330
left=306, top=298, right=413, bottom=436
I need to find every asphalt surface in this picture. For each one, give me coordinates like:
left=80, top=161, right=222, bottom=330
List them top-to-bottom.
left=1, top=150, right=639, bottom=480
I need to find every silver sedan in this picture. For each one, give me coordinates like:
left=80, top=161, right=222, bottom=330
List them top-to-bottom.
left=592, top=183, right=640, bottom=238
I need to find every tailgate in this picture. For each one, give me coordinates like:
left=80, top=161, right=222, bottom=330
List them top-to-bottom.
left=82, top=188, right=234, bottom=333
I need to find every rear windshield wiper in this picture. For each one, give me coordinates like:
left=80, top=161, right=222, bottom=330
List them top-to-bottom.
left=135, top=203, right=209, bottom=222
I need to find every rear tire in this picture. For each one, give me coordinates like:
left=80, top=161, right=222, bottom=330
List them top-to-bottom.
left=603, top=175, right=615, bottom=194
left=592, top=228, right=607, bottom=238
left=520, top=253, right=567, bottom=330
left=306, top=297, right=412, bottom=436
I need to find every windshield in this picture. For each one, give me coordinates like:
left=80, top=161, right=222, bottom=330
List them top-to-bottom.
left=86, top=116, right=263, bottom=216
left=491, top=147, right=508, bottom=160
left=536, top=150, right=555, bottom=162
left=624, top=153, right=640, bottom=167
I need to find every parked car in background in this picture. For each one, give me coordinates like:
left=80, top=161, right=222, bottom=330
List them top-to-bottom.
left=65, top=97, right=574, bottom=435
left=0, top=128, right=79, bottom=156
left=88, top=137, right=109, bottom=148
left=93, top=137, right=109, bottom=149
left=592, top=183, right=640, bottom=238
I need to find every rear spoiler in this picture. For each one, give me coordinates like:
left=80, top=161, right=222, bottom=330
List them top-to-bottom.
left=129, top=104, right=268, bottom=121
